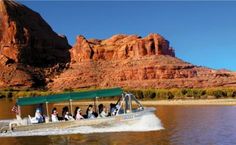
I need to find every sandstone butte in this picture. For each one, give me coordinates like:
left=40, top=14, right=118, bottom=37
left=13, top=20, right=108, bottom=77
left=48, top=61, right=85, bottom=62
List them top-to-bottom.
left=0, top=0, right=236, bottom=91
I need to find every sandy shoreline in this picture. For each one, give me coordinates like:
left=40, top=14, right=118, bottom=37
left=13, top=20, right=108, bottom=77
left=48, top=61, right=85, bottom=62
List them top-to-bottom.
left=55, top=99, right=236, bottom=106
left=140, top=99, right=236, bottom=105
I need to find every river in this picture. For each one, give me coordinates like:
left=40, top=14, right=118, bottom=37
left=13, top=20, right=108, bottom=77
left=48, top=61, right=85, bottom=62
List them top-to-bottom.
left=0, top=99, right=236, bottom=145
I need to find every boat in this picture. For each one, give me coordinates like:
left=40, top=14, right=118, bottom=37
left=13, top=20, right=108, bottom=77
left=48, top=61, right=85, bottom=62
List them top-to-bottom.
left=0, top=88, right=156, bottom=133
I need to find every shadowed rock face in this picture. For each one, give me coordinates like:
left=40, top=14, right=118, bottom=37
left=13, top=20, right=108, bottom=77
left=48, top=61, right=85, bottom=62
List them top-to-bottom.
left=0, top=0, right=71, bottom=89
left=0, top=0, right=71, bottom=66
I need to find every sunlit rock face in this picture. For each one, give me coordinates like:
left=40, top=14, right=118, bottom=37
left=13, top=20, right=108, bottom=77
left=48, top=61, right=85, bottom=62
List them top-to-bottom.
left=0, top=0, right=236, bottom=90
left=0, top=16, right=2, bottom=42
left=70, top=33, right=175, bottom=63
left=48, top=34, right=236, bottom=90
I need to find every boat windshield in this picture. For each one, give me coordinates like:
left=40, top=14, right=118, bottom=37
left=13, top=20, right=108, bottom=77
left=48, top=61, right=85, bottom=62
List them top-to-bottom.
left=116, top=93, right=144, bottom=115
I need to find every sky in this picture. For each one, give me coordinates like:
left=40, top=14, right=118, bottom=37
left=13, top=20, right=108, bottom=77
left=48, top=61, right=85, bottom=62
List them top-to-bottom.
left=19, top=1, right=236, bottom=71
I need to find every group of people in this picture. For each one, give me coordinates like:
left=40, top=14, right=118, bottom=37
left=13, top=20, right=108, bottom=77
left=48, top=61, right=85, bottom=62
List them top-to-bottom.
left=30, top=103, right=119, bottom=123
left=32, top=103, right=120, bottom=123
left=50, top=104, right=114, bottom=122
left=51, top=106, right=83, bottom=122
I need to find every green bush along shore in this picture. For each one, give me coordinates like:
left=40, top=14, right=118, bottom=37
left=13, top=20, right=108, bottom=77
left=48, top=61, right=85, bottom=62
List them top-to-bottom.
left=0, top=87, right=236, bottom=100
left=124, top=88, right=236, bottom=100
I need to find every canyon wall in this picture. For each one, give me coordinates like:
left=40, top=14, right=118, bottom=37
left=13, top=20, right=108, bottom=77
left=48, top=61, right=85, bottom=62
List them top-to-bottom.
left=1, top=0, right=236, bottom=90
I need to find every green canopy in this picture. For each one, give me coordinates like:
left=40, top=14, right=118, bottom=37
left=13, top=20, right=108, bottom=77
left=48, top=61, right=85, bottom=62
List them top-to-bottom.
left=17, top=88, right=123, bottom=106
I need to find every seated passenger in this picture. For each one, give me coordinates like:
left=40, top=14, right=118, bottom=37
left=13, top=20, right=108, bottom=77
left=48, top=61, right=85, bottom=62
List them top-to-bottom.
left=36, top=103, right=44, bottom=115
left=110, top=103, right=117, bottom=116
left=86, top=104, right=95, bottom=119
left=98, top=104, right=108, bottom=118
left=62, top=106, right=74, bottom=121
left=62, top=106, right=68, bottom=120
left=74, top=107, right=84, bottom=120
left=51, top=108, right=59, bottom=122
left=35, top=109, right=44, bottom=123
left=64, top=111, right=74, bottom=121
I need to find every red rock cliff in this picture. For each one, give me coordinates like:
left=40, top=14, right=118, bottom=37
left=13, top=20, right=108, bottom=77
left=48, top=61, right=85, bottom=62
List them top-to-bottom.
left=0, top=0, right=71, bottom=89
left=0, top=0, right=71, bottom=66
left=1, top=0, right=236, bottom=90
left=70, top=33, right=175, bottom=63
left=48, top=34, right=236, bottom=90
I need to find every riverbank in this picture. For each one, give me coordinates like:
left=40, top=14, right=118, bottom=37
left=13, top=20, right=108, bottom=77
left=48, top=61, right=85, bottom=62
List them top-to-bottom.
left=1, top=87, right=236, bottom=100
left=1, top=87, right=236, bottom=107
left=55, top=98, right=236, bottom=106
left=141, top=99, right=236, bottom=105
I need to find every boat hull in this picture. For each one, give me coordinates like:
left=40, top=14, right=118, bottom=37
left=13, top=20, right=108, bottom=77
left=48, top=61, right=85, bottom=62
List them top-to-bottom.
left=11, top=107, right=156, bottom=132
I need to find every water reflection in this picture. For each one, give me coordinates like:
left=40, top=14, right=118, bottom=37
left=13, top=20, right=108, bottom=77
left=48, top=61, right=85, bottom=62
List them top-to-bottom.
left=158, top=105, right=236, bottom=145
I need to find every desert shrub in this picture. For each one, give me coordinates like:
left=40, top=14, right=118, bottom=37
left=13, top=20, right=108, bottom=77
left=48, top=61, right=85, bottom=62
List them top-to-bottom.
left=6, top=87, right=236, bottom=100
left=3, top=88, right=14, bottom=92
left=63, top=88, right=73, bottom=92
left=126, top=88, right=236, bottom=100
left=171, top=88, right=206, bottom=99
left=205, top=88, right=236, bottom=98
left=223, top=88, right=235, bottom=98
left=126, top=89, right=144, bottom=99
left=143, top=89, right=156, bottom=99
left=156, top=89, right=169, bottom=99
left=169, top=89, right=182, bottom=99
left=181, top=89, right=188, bottom=96
left=184, top=89, right=199, bottom=98
left=192, top=89, right=206, bottom=99
left=206, top=89, right=214, bottom=96
left=201, top=90, right=206, bottom=96
left=212, top=90, right=227, bottom=98
left=0, top=91, right=6, bottom=98
left=0, top=91, right=14, bottom=98
left=13, top=91, right=53, bottom=98
left=14, top=91, right=31, bottom=98
left=232, top=91, right=236, bottom=98
left=0, top=92, right=6, bottom=98
left=7, top=92, right=13, bottom=98
left=167, top=92, right=174, bottom=99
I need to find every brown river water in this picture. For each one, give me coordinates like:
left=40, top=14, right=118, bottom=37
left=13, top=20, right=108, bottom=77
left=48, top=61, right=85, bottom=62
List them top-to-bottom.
left=0, top=99, right=236, bottom=145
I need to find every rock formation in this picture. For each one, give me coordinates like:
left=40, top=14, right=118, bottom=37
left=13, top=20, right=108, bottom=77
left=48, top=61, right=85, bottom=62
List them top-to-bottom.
left=0, top=0, right=71, bottom=89
left=0, top=0, right=70, bottom=66
left=1, top=0, right=236, bottom=90
left=48, top=33, right=236, bottom=90
left=70, top=33, right=175, bottom=63
left=49, top=53, right=236, bottom=90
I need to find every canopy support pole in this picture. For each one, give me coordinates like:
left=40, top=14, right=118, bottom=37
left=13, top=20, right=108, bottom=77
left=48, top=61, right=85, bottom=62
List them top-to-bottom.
left=129, top=94, right=132, bottom=113
left=116, top=95, right=125, bottom=115
left=94, top=97, right=98, bottom=113
left=69, top=99, right=73, bottom=116
left=46, top=102, right=49, bottom=117
left=17, top=105, right=21, bottom=117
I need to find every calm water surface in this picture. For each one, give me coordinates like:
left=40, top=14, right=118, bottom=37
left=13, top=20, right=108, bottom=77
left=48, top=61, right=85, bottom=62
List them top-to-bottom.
left=0, top=99, right=236, bottom=145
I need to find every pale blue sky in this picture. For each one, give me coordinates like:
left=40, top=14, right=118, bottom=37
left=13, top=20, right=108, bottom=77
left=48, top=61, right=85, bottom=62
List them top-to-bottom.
left=20, top=1, right=236, bottom=71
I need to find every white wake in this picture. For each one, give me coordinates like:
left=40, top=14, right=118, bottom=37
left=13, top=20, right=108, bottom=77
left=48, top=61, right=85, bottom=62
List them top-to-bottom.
left=0, top=114, right=163, bottom=137
left=0, top=119, right=12, bottom=123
